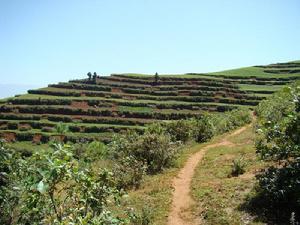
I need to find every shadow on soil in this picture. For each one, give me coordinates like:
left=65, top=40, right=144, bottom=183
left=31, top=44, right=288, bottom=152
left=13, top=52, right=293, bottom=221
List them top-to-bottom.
left=239, top=189, right=300, bottom=225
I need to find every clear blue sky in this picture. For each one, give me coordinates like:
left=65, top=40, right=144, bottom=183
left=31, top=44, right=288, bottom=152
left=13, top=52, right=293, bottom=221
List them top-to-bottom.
left=1, top=0, right=300, bottom=87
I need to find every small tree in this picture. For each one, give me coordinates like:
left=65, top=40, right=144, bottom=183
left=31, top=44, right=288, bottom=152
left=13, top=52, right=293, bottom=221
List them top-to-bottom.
left=87, top=72, right=92, bottom=81
left=92, top=72, right=97, bottom=83
left=154, top=72, right=159, bottom=84
left=14, top=144, right=129, bottom=224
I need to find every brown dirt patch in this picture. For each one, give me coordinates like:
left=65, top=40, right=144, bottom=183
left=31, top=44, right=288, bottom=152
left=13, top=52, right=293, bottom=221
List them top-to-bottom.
left=112, top=88, right=122, bottom=93
left=179, top=91, right=190, bottom=96
left=123, top=95, right=136, bottom=100
left=71, top=101, right=89, bottom=109
left=1, top=132, right=16, bottom=142
left=33, top=134, right=42, bottom=143
left=50, top=135, right=66, bottom=142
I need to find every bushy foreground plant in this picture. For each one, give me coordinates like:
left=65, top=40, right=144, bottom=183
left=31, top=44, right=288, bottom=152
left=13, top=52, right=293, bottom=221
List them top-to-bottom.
left=253, top=83, right=300, bottom=221
left=164, top=119, right=193, bottom=143
left=110, top=130, right=179, bottom=175
left=0, top=140, right=21, bottom=225
left=0, top=142, right=134, bottom=225
left=113, top=155, right=147, bottom=190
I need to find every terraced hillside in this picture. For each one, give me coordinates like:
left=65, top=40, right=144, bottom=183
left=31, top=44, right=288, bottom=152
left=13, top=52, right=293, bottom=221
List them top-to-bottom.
left=0, top=61, right=300, bottom=145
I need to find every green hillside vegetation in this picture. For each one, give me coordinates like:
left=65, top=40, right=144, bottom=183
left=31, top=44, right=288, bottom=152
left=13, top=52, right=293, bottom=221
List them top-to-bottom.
left=1, top=60, right=300, bottom=148
left=1, top=60, right=300, bottom=224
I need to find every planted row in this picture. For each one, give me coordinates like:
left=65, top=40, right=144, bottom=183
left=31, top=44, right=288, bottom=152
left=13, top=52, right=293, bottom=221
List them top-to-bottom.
left=102, top=76, right=237, bottom=88
left=2, top=105, right=203, bottom=120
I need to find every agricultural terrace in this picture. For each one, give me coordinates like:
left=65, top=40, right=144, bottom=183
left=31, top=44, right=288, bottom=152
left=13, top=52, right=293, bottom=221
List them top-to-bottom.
left=0, top=61, right=300, bottom=145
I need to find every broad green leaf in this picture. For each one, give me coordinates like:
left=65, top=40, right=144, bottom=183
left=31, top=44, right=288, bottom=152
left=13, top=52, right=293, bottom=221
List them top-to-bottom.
left=37, top=180, right=48, bottom=194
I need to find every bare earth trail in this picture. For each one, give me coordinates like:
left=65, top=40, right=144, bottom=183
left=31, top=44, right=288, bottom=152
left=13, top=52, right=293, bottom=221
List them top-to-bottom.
left=167, top=125, right=249, bottom=225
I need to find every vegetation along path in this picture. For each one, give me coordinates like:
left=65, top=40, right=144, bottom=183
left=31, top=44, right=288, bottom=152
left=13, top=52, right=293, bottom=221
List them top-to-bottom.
left=167, top=124, right=250, bottom=225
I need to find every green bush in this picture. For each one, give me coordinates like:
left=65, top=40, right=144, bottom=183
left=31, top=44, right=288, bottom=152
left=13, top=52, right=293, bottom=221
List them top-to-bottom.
left=253, top=83, right=300, bottom=221
left=192, top=114, right=215, bottom=143
left=164, top=120, right=193, bottom=143
left=110, top=131, right=179, bottom=174
left=85, top=141, right=108, bottom=162
left=1, top=143, right=132, bottom=224
left=113, top=155, right=147, bottom=190
left=231, top=157, right=246, bottom=177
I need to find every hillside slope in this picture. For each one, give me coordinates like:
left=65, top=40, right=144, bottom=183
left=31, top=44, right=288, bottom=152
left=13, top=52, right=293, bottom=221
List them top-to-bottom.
left=0, top=60, right=300, bottom=144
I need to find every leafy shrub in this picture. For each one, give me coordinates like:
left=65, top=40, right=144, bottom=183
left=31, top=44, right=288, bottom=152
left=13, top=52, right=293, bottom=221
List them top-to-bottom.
left=253, top=83, right=300, bottom=221
left=192, top=114, right=215, bottom=143
left=164, top=120, right=193, bottom=143
left=55, top=122, right=69, bottom=134
left=110, top=131, right=179, bottom=174
left=0, top=140, right=19, bottom=224
left=85, top=141, right=108, bottom=161
left=1, top=143, right=132, bottom=224
left=113, top=155, right=147, bottom=190
left=231, top=157, right=246, bottom=177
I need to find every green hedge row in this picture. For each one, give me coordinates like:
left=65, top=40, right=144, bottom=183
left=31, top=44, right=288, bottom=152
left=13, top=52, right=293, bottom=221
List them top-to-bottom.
left=193, top=73, right=299, bottom=82
left=104, top=76, right=237, bottom=88
left=49, top=82, right=111, bottom=92
left=28, top=89, right=81, bottom=97
left=135, top=95, right=259, bottom=106
left=10, top=98, right=72, bottom=105
left=12, top=105, right=202, bottom=120
left=0, top=113, right=41, bottom=121
left=0, top=131, right=112, bottom=144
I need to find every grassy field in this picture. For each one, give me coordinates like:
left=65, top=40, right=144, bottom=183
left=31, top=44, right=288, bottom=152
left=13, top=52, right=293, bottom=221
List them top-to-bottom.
left=210, top=65, right=300, bottom=78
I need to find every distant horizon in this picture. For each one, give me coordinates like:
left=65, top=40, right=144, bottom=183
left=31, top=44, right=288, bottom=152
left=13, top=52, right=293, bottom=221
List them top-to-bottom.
left=0, top=84, right=39, bottom=99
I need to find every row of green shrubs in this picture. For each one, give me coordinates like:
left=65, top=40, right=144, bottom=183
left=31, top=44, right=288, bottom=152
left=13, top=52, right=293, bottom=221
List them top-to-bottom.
left=255, top=62, right=300, bottom=69
left=264, top=69, right=300, bottom=74
left=196, top=73, right=298, bottom=82
left=113, top=74, right=231, bottom=82
left=104, top=76, right=237, bottom=88
left=70, top=79, right=246, bottom=93
left=49, top=82, right=112, bottom=92
left=28, top=86, right=255, bottom=104
left=121, top=88, right=261, bottom=101
left=28, top=89, right=81, bottom=97
left=135, top=95, right=259, bottom=106
left=8, top=96, right=241, bottom=111
left=9, top=98, right=113, bottom=108
left=4, top=105, right=203, bottom=120
left=0, top=113, right=41, bottom=121
left=47, top=114, right=152, bottom=126
left=1, top=120, right=143, bottom=134
left=0, top=130, right=112, bottom=144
